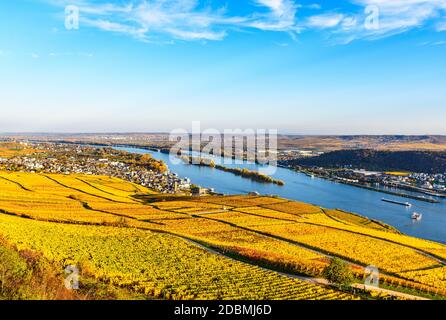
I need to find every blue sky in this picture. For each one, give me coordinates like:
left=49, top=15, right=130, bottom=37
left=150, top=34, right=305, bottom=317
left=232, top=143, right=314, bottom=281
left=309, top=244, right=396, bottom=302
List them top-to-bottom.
left=1, top=0, right=446, bottom=134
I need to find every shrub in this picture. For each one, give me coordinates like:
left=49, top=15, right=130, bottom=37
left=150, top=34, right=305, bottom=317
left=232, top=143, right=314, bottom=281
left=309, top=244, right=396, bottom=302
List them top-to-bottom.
left=323, top=258, right=354, bottom=289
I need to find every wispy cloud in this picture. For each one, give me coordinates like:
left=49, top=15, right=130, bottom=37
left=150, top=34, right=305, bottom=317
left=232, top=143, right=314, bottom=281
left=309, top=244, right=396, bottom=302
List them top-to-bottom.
left=45, top=0, right=446, bottom=43
left=48, top=0, right=301, bottom=42
left=247, top=0, right=300, bottom=34
left=309, top=0, right=446, bottom=42
left=356, top=0, right=446, bottom=34
left=306, top=13, right=345, bottom=28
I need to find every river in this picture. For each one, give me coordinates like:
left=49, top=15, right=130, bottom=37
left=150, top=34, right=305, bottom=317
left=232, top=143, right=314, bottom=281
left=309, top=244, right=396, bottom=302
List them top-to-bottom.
left=116, top=146, right=446, bottom=244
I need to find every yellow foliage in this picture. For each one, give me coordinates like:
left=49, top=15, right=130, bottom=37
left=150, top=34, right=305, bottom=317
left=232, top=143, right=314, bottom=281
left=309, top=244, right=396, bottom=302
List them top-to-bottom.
left=1, top=171, right=446, bottom=297
left=0, top=212, right=354, bottom=300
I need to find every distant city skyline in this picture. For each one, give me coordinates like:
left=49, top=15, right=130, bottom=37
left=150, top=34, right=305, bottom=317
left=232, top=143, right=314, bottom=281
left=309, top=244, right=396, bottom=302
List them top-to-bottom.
left=1, top=0, right=446, bottom=134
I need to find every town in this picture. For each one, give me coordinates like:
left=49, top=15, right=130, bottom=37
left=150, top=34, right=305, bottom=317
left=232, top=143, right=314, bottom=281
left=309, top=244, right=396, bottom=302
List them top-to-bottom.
left=0, top=143, right=191, bottom=194
left=285, top=165, right=446, bottom=198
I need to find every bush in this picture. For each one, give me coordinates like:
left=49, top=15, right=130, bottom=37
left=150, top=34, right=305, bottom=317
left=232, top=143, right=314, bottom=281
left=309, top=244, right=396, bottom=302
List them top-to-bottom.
left=0, top=242, right=78, bottom=300
left=0, top=245, right=32, bottom=299
left=323, top=258, right=354, bottom=289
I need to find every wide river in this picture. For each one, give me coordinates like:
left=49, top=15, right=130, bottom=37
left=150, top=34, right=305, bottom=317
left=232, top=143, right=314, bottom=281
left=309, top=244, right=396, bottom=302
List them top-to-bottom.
left=117, top=146, right=446, bottom=244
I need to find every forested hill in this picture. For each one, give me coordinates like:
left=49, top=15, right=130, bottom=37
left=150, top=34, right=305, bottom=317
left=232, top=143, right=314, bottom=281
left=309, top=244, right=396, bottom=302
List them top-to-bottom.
left=287, top=150, right=446, bottom=173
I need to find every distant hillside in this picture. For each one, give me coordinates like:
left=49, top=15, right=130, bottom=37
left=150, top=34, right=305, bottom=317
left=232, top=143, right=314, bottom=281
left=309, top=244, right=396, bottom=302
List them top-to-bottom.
left=4, top=134, right=446, bottom=153
left=277, top=135, right=446, bottom=152
left=288, top=149, right=446, bottom=173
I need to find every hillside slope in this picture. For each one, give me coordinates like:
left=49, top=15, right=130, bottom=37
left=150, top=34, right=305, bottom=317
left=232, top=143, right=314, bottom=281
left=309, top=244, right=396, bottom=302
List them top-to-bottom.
left=288, top=149, right=446, bottom=173
left=1, top=171, right=446, bottom=299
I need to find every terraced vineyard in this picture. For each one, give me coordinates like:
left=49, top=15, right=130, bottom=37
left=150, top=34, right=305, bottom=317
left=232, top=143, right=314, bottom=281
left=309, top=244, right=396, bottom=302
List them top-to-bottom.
left=1, top=171, right=446, bottom=299
left=0, top=213, right=357, bottom=300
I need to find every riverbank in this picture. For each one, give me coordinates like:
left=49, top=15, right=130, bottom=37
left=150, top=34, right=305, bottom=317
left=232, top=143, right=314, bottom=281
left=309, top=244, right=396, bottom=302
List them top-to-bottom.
left=296, top=169, right=440, bottom=204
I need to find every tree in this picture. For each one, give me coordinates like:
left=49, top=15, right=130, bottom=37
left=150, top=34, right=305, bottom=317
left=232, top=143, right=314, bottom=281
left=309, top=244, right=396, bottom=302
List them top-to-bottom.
left=323, top=258, right=354, bottom=288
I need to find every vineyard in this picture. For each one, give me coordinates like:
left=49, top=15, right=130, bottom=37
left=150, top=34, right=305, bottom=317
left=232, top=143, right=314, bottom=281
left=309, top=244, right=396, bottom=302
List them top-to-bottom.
left=0, top=142, right=42, bottom=158
left=1, top=171, right=446, bottom=299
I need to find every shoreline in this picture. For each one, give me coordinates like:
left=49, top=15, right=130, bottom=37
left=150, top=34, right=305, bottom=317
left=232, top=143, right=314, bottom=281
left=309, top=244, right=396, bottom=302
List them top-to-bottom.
left=296, top=170, right=440, bottom=204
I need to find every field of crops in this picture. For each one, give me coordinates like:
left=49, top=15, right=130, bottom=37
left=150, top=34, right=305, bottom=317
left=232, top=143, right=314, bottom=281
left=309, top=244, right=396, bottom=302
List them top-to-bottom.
left=0, top=142, right=42, bottom=158
left=1, top=171, right=446, bottom=299
left=0, top=208, right=355, bottom=300
left=250, top=223, right=436, bottom=273
left=401, top=266, right=446, bottom=291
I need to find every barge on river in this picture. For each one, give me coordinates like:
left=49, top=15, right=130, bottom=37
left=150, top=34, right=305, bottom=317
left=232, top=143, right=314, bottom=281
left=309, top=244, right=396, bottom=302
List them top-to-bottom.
left=381, top=198, right=412, bottom=207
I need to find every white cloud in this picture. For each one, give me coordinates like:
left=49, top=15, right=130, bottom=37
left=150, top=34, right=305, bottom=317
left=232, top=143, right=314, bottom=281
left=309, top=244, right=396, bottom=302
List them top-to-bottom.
left=45, top=0, right=446, bottom=43
left=47, top=0, right=303, bottom=42
left=251, top=0, right=300, bottom=32
left=255, top=0, right=295, bottom=18
left=299, top=0, right=446, bottom=43
left=350, top=0, right=446, bottom=38
left=306, top=13, right=345, bottom=28
left=341, top=16, right=358, bottom=29
left=83, top=18, right=148, bottom=40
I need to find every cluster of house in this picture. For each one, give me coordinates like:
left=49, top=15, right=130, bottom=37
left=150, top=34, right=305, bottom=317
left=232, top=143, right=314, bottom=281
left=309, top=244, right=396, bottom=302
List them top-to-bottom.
left=278, top=150, right=323, bottom=162
left=0, top=152, right=191, bottom=194
left=304, top=167, right=446, bottom=195
left=340, top=169, right=446, bottom=192
left=408, top=172, right=446, bottom=192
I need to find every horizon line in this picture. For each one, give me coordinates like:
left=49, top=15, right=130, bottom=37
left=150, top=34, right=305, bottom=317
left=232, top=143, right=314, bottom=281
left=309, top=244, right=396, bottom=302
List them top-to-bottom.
left=1, top=132, right=446, bottom=137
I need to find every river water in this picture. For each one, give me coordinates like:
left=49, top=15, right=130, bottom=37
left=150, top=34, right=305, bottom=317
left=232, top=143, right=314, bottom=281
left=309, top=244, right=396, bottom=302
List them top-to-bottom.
left=116, top=146, right=446, bottom=244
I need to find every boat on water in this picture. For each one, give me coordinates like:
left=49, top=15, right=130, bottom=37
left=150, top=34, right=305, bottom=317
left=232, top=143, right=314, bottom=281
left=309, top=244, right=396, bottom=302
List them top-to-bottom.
left=381, top=198, right=412, bottom=207
left=412, top=212, right=422, bottom=221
